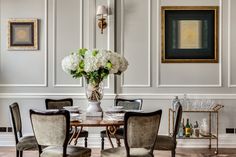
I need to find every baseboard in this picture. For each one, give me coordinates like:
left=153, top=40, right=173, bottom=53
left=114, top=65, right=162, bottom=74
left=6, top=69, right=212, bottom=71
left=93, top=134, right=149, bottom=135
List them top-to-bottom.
left=0, top=133, right=15, bottom=146
left=1, top=133, right=236, bottom=148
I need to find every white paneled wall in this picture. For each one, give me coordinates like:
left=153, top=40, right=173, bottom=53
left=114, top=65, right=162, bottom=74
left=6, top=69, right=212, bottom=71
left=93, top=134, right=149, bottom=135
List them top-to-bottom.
left=1, top=0, right=236, bottom=147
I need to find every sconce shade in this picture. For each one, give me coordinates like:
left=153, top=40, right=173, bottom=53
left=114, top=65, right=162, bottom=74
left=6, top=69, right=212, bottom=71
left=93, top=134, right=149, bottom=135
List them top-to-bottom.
left=96, top=5, right=108, bottom=16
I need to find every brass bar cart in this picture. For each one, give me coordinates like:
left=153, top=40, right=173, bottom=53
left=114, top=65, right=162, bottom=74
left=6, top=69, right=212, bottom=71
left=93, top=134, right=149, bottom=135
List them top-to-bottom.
left=168, top=104, right=224, bottom=155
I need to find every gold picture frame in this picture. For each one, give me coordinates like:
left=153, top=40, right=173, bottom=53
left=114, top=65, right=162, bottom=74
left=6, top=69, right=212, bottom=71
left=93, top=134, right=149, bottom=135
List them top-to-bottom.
left=161, top=6, right=219, bottom=63
left=8, top=19, right=38, bottom=51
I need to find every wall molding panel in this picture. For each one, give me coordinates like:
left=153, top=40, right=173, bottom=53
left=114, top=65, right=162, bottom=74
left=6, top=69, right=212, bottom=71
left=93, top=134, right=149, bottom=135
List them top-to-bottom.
left=0, top=0, right=48, bottom=87
left=52, top=0, right=83, bottom=87
left=52, top=0, right=114, bottom=89
left=83, top=0, right=112, bottom=89
left=92, top=0, right=96, bottom=48
left=121, top=0, right=151, bottom=88
left=156, top=0, right=223, bottom=88
left=156, top=0, right=161, bottom=88
left=227, top=0, right=236, bottom=87
left=228, top=0, right=232, bottom=87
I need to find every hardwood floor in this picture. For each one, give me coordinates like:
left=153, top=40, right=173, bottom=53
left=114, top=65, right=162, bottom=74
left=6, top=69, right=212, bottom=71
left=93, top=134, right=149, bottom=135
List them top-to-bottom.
left=1, top=147, right=236, bottom=157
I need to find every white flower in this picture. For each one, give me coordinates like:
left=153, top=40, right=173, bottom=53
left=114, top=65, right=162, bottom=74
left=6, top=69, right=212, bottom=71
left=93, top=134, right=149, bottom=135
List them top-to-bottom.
left=62, top=48, right=129, bottom=81
left=84, top=50, right=100, bottom=72
left=96, top=50, right=110, bottom=67
left=109, top=52, right=120, bottom=74
left=61, top=53, right=80, bottom=74
left=119, top=56, right=129, bottom=72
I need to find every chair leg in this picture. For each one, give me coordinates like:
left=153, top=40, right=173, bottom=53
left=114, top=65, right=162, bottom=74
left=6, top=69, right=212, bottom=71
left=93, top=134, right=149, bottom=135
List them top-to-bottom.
left=84, top=137, right=87, bottom=147
left=101, top=137, right=104, bottom=150
left=116, top=138, right=121, bottom=147
left=16, top=150, right=19, bottom=157
left=171, top=150, right=175, bottom=157
left=19, top=151, right=23, bottom=157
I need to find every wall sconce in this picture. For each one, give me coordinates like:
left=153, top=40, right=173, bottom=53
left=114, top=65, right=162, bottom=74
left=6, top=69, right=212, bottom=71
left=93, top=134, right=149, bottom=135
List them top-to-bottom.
left=96, top=5, right=108, bottom=34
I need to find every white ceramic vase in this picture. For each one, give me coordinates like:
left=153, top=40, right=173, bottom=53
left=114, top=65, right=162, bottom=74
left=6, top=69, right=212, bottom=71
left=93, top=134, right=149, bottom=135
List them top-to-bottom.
left=86, top=101, right=103, bottom=112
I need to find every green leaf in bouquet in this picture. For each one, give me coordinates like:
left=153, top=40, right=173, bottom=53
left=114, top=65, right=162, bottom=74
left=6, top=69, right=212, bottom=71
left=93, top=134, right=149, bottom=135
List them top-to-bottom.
left=79, top=48, right=87, bottom=57
left=92, top=50, right=98, bottom=56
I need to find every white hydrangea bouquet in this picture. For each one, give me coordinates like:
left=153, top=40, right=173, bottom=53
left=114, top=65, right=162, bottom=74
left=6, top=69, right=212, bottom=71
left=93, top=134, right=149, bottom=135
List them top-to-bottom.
left=62, top=48, right=128, bottom=103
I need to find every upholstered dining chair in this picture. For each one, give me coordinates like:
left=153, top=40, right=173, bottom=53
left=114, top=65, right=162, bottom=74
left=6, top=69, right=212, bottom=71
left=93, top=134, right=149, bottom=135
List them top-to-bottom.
left=45, top=98, right=89, bottom=147
left=45, top=98, right=73, bottom=110
left=100, top=98, right=143, bottom=149
left=154, top=102, right=183, bottom=157
left=9, top=103, right=38, bottom=157
left=30, top=109, right=91, bottom=157
left=101, top=110, right=162, bottom=157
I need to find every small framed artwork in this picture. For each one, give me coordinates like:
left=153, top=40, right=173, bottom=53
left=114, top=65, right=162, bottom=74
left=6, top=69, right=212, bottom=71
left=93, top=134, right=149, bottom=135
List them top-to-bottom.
left=161, top=6, right=219, bottom=63
left=8, top=19, right=38, bottom=50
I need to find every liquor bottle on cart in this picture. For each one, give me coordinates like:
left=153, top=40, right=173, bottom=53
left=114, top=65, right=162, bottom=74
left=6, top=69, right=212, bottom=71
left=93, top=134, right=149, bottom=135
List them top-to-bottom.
left=185, top=118, right=191, bottom=137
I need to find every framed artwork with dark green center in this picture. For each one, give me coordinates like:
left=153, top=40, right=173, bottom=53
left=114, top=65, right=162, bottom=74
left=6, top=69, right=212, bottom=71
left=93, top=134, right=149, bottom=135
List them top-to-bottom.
left=161, top=6, right=219, bottom=63
left=8, top=19, right=38, bottom=51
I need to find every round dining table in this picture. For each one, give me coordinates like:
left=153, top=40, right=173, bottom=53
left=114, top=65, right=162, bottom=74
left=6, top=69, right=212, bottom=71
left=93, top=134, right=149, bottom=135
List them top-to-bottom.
left=70, top=115, right=124, bottom=148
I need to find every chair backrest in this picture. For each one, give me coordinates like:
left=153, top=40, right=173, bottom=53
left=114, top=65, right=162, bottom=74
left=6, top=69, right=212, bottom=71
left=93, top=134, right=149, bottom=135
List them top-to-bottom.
left=45, top=98, right=73, bottom=109
left=115, top=98, right=143, bottom=110
left=173, top=102, right=183, bottom=138
left=9, top=103, right=22, bottom=143
left=30, top=109, right=70, bottom=150
left=124, top=110, right=162, bottom=155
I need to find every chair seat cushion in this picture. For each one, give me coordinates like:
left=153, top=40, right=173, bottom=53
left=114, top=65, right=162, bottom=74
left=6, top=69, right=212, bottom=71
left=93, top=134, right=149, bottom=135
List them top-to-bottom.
left=100, top=128, right=124, bottom=139
left=16, top=135, right=38, bottom=151
left=154, top=135, right=176, bottom=150
left=41, top=145, right=91, bottom=157
left=101, top=147, right=152, bottom=157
